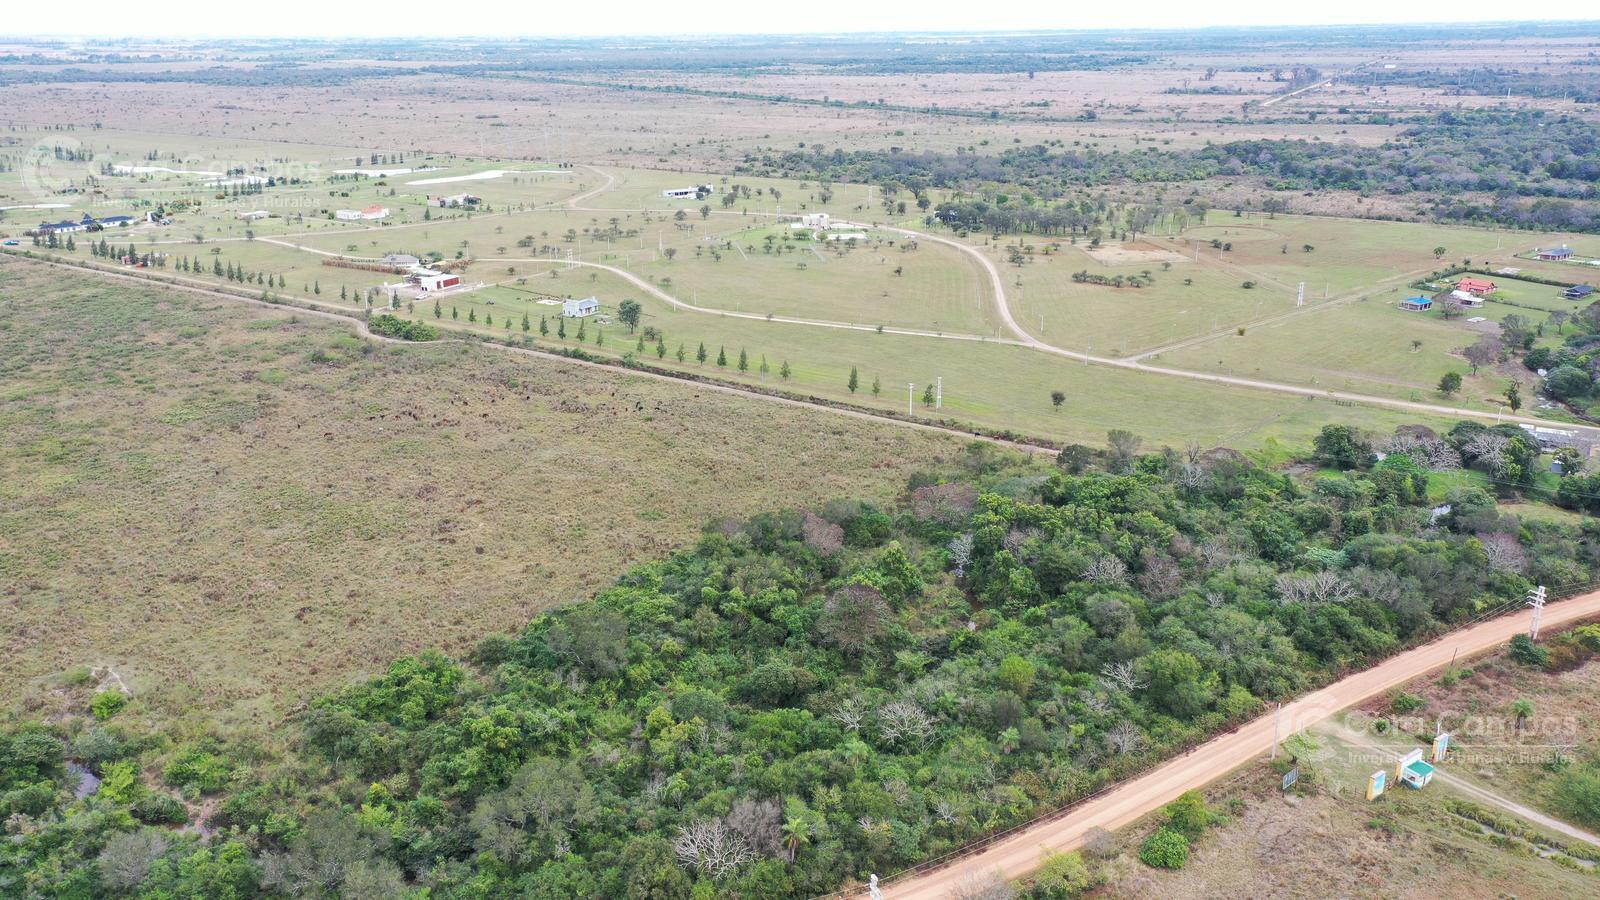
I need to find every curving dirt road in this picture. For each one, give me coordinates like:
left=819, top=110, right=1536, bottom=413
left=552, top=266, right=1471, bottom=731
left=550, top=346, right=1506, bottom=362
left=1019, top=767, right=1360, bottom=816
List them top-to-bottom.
left=876, top=589, right=1600, bottom=899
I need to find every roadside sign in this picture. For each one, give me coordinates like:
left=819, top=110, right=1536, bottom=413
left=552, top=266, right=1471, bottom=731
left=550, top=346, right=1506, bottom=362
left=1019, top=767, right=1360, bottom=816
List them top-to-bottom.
left=1282, top=767, right=1299, bottom=791
left=1367, top=769, right=1387, bottom=801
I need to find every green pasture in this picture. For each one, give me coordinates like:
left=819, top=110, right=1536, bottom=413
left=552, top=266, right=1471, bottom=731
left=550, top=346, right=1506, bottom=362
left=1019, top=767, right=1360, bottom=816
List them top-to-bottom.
left=1155, top=294, right=1522, bottom=410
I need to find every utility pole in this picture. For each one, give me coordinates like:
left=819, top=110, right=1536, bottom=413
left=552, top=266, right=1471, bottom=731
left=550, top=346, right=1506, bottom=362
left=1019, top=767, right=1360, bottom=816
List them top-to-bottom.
left=935, top=376, right=942, bottom=410
left=907, top=383, right=915, bottom=416
left=1528, top=585, right=1547, bottom=640
left=1271, top=702, right=1282, bottom=760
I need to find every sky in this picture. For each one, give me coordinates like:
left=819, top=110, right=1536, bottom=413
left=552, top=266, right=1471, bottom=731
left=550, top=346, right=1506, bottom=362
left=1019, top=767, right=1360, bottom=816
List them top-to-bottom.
left=3, top=0, right=1598, bottom=39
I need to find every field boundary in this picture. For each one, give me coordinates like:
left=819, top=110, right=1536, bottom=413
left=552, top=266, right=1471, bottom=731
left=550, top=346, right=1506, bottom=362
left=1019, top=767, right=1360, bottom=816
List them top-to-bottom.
left=0, top=249, right=1060, bottom=456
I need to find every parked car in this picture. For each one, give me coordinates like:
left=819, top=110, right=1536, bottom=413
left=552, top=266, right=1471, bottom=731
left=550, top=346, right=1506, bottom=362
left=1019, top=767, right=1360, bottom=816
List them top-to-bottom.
left=2, top=240, right=19, bottom=246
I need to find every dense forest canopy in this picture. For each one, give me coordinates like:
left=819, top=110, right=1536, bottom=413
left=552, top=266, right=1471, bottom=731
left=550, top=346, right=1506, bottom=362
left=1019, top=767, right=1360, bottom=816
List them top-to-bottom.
left=741, top=111, right=1600, bottom=231
left=5, top=425, right=1598, bottom=898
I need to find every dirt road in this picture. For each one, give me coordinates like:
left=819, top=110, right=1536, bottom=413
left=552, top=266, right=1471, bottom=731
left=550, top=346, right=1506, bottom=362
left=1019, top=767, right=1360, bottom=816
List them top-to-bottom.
left=878, top=589, right=1600, bottom=899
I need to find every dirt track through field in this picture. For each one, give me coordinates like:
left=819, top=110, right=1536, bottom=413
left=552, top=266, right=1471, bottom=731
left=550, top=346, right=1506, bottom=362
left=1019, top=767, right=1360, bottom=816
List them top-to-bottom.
left=872, top=589, right=1600, bottom=898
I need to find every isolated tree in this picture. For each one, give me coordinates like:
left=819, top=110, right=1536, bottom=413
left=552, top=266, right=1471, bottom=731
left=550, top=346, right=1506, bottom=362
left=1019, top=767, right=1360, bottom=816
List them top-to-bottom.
left=1433, top=246, right=1447, bottom=260
left=617, top=299, right=642, bottom=332
left=539, top=315, right=549, bottom=336
left=557, top=317, right=566, bottom=339
left=1462, top=337, right=1499, bottom=374
left=696, top=342, right=708, bottom=364
left=676, top=343, right=686, bottom=363
left=716, top=346, right=727, bottom=367
left=737, top=348, right=749, bottom=373
left=780, top=360, right=792, bottom=380
left=848, top=366, right=860, bottom=393
left=1438, top=371, right=1463, bottom=396
left=872, top=374, right=881, bottom=397
left=922, top=383, right=935, bottom=407
left=1506, top=383, right=1522, bottom=412
left=1051, top=390, right=1066, bottom=410
left=1314, top=424, right=1373, bottom=469
left=1106, top=429, right=1142, bottom=471
left=1511, top=698, right=1535, bottom=732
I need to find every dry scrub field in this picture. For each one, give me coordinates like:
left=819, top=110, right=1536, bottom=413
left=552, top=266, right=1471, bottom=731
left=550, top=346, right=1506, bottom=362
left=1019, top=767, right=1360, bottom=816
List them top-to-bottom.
left=0, top=258, right=972, bottom=731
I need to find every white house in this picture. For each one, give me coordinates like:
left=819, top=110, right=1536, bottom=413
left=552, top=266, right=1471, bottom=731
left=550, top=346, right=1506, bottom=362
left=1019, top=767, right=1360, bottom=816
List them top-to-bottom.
left=662, top=185, right=712, bottom=200
left=336, top=204, right=390, bottom=221
left=239, top=210, right=270, bottom=221
left=800, top=212, right=831, bottom=229
left=383, top=254, right=421, bottom=268
left=417, top=273, right=461, bottom=292
left=1448, top=289, right=1482, bottom=307
left=562, top=296, right=599, bottom=317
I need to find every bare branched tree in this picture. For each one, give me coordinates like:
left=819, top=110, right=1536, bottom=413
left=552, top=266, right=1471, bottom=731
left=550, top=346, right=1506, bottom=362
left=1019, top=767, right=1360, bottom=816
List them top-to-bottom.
left=1464, top=432, right=1512, bottom=476
left=1480, top=532, right=1527, bottom=574
left=948, top=533, right=975, bottom=578
left=1084, top=555, right=1129, bottom=586
left=1274, top=571, right=1357, bottom=606
left=1099, top=660, right=1147, bottom=693
left=829, top=696, right=866, bottom=733
left=877, top=699, right=938, bottom=749
left=1105, top=720, right=1145, bottom=754
left=674, top=818, right=755, bottom=880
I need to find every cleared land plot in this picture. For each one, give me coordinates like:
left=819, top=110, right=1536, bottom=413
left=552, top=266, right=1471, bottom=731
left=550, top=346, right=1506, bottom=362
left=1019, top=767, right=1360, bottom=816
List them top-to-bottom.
left=1170, top=215, right=1571, bottom=297
left=1005, top=244, right=1293, bottom=355
left=0, top=258, right=974, bottom=731
left=1157, top=295, right=1519, bottom=408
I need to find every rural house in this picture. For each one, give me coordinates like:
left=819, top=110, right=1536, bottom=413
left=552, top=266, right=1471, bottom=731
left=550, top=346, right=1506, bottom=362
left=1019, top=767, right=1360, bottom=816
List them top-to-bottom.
left=661, top=185, right=712, bottom=200
left=336, top=205, right=390, bottom=221
left=1539, top=246, right=1575, bottom=261
left=416, top=273, right=461, bottom=292
left=1455, top=277, right=1496, bottom=295
left=1565, top=284, right=1596, bottom=300
left=1448, top=289, right=1482, bottom=307
left=562, top=296, right=599, bottom=317
left=1399, top=296, right=1433, bottom=311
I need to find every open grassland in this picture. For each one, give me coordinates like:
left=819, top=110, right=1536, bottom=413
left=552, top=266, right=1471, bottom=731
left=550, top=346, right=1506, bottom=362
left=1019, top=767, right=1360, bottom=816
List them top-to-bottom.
left=11, top=136, right=1593, bottom=447
left=1005, top=244, right=1287, bottom=355
left=0, top=258, right=976, bottom=731
left=1157, top=295, right=1521, bottom=406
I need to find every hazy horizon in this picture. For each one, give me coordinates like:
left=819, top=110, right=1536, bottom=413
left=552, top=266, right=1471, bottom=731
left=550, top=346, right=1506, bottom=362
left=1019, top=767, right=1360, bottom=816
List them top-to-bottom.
left=3, top=3, right=1598, bottom=41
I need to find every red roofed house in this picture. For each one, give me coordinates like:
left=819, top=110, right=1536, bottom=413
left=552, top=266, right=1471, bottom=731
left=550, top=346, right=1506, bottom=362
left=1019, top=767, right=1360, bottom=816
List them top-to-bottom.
left=1456, top=277, right=1497, bottom=296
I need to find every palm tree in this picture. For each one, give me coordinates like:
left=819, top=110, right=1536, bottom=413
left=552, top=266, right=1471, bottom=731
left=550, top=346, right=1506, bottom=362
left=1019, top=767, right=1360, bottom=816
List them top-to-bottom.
left=1511, top=698, right=1534, bottom=733
left=781, top=816, right=811, bottom=862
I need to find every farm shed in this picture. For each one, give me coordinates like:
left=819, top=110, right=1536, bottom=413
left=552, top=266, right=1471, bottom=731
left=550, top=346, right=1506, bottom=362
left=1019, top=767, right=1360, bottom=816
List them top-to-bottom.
left=417, top=273, right=461, bottom=292
left=1563, top=284, right=1594, bottom=300
left=1399, top=296, right=1433, bottom=311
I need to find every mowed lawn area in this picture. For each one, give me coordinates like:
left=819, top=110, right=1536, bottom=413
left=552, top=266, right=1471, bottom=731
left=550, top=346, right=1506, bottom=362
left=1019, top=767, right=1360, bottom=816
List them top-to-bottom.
left=0, top=258, right=975, bottom=732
